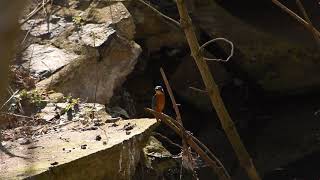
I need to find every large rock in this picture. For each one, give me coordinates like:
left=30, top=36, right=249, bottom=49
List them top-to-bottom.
left=192, top=0, right=320, bottom=95
left=36, top=2, right=141, bottom=104
left=86, top=2, right=136, bottom=40
left=21, top=15, right=73, bottom=39
left=68, top=23, right=116, bottom=47
left=21, top=44, right=79, bottom=79
left=0, top=118, right=158, bottom=180
left=139, top=136, right=177, bottom=179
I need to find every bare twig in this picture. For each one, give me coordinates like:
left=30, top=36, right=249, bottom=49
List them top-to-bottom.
left=20, top=0, right=51, bottom=26
left=137, top=0, right=180, bottom=27
left=175, top=0, right=261, bottom=179
left=272, top=0, right=320, bottom=38
left=295, top=0, right=320, bottom=45
left=21, top=20, right=36, bottom=45
left=93, top=33, right=100, bottom=119
left=200, top=38, right=234, bottom=62
left=40, top=60, right=54, bottom=89
left=160, top=68, right=196, bottom=177
left=160, top=68, right=182, bottom=126
left=189, top=86, right=207, bottom=94
left=0, top=90, right=19, bottom=111
left=145, top=108, right=231, bottom=180
left=151, top=109, right=224, bottom=169
left=0, top=112, right=34, bottom=120
left=153, top=132, right=182, bottom=149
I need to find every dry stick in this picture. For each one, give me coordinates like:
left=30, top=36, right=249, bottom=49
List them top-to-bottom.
left=20, top=0, right=51, bottom=25
left=137, top=0, right=180, bottom=27
left=175, top=0, right=261, bottom=179
left=272, top=0, right=320, bottom=38
left=295, top=0, right=320, bottom=45
left=21, top=20, right=36, bottom=45
left=160, top=68, right=195, bottom=177
left=160, top=68, right=182, bottom=125
left=189, top=86, right=207, bottom=94
left=0, top=90, right=19, bottom=111
left=145, top=108, right=231, bottom=180
left=158, top=109, right=226, bottom=169
left=0, top=112, right=33, bottom=120
left=152, top=132, right=182, bottom=149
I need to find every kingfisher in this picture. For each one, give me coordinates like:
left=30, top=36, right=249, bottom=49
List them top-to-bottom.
left=152, top=86, right=165, bottom=113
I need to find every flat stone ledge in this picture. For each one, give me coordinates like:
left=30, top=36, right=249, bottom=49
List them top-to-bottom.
left=0, top=118, right=158, bottom=180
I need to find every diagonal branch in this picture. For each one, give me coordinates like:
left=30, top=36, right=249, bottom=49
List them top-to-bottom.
left=20, top=0, right=51, bottom=26
left=137, top=0, right=180, bottom=27
left=175, top=0, right=261, bottom=179
left=272, top=0, right=320, bottom=38
left=295, top=0, right=320, bottom=45
left=145, top=108, right=231, bottom=180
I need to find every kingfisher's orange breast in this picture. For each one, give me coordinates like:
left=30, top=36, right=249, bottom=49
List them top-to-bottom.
left=155, top=93, right=165, bottom=112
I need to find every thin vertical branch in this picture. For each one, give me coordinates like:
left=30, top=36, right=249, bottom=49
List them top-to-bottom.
left=174, top=0, right=261, bottom=179
left=92, top=32, right=99, bottom=119
left=160, top=68, right=196, bottom=178
left=160, top=68, right=182, bottom=126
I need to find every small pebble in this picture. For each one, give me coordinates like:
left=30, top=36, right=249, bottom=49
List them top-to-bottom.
left=106, top=117, right=120, bottom=123
left=94, top=121, right=104, bottom=126
left=110, top=123, right=118, bottom=127
left=123, top=123, right=135, bottom=131
left=126, top=131, right=131, bottom=135
left=95, top=135, right=102, bottom=141
left=18, top=138, right=31, bottom=145
left=103, top=141, right=107, bottom=145
left=81, top=144, right=87, bottom=149
left=51, top=162, right=59, bottom=166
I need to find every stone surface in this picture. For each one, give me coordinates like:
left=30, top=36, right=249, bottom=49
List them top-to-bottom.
left=36, top=2, right=141, bottom=104
left=86, top=2, right=135, bottom=40
left=21, top=15, right=73, bottom=39
left=68, top=23, right=116, bottom=47
left=37, top=35, right=141, bottom=104
left=22, top=44, right=79, bottom=79
left=47, top=92, right=65, bottom=103
left=36, top=102, right=111, bottom=124
left=37, top=103, right=57, bottom=122
left=0, top=118, right=158, bottom=180
left=140, top=136, right=177, bottom=179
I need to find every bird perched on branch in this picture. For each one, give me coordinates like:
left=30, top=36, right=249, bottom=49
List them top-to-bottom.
left=152, top=86, right=165, bottom=113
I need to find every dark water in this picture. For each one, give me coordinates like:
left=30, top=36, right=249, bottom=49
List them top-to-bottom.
left=264, top=151, right=320, bottom=180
